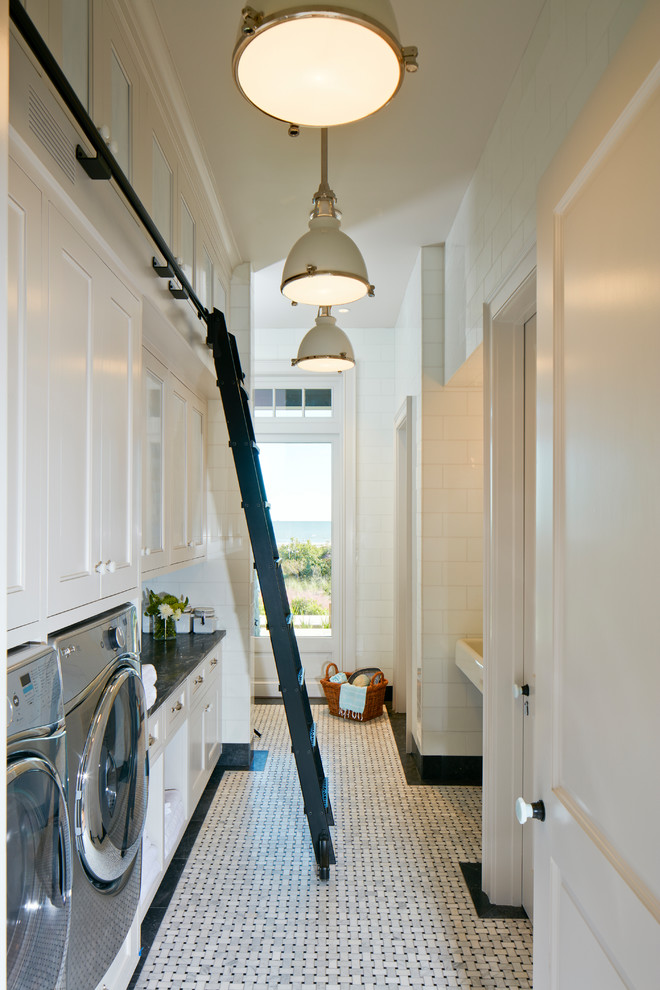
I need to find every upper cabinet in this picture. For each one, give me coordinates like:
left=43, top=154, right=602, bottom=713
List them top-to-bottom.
left=92, top=0, right=139, bottom=180
left=7, top=159, right=46, bottom=633
left=47, top=205, right=140, bottom=617
left=142, top=349, right=168, bottom=573
left=169, top=376, right=206, bottom=566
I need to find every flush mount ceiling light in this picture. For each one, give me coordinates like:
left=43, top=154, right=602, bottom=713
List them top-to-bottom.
left=233, top=2, right=418, bottom=128
left=281, top=129, right=374, bottom=306
left=292, top=307, right=355, bottom=372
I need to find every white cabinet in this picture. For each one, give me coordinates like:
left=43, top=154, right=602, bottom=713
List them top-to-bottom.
left=92, top=0, right=140, bottom=182
left=7, top=158, right=46, bottom=633
left=47, top=205, right=140, bottom=617
left=141, top=348, right=168, bottom=572
left=141, top=353, right=207, bottom=573
left=169, top=376, right=206, bottom=566
left=140, top=641, right=223, bottom=920
left=188, top=648, right=222, bottom=809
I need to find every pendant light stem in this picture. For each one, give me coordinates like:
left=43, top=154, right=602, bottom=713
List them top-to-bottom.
left=321, top=128, right=328, bottom=188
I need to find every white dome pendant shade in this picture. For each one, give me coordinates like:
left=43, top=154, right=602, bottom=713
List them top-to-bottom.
left=233, top=2, right=418, bottom=128
left=281, top=128, right=374, bottom=306
left=292, top=307, right=355, bottom=372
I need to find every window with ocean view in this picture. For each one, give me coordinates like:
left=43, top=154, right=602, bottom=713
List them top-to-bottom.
left=255, top=442, right=332, bottom=637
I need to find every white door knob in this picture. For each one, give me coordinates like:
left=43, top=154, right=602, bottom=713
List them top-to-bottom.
left=98, top=123, right=111, bottom=143
left=145, top=547, right=151, bottom=556
left=106, top=559, right=117, bottom=573
left=95, top=561, right=107, bottom=574
left=513, top=683, right=530, bottom=698
left=516, top=797, right=545, bottom=824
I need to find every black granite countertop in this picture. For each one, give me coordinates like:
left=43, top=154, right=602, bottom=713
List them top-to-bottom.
left=140, top=630, right=226, bottom=716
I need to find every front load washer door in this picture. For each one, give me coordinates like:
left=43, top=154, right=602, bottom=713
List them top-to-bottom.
left=75, top=665, right=148, bottom=891
left=7, top=756, right=72, bottom=990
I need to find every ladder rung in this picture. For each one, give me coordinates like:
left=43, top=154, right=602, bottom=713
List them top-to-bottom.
left=285, top=613, right=293, bottom=626
left=298, top=667, right=305, bottom=687
left=310, top=722, right=317, bottom=748
left=322, top=777, right=328, bottom=809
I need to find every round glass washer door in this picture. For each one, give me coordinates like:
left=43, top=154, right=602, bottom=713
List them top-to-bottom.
left=75, top=665, right=148, bottom=890
left=7, top=755, right=72, bottom=990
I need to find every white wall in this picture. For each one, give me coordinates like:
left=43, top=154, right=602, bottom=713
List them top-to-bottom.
left=444, top=0, right=645, bottom=379
left=144, top=264, right=253, bottom=749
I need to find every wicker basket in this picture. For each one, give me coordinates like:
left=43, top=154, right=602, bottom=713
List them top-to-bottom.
left=320, top=662, right=388, bottom=722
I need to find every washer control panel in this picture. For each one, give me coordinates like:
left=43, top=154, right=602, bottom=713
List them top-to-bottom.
left=7, top=645, right=64, bottom=737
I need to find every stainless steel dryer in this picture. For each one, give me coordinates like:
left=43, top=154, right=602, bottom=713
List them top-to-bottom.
left=52, top=604, right=148, bottom=990
left=7, top=643, right=72, bottom=990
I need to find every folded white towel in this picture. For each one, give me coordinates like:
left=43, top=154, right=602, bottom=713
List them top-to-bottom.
left=141, top=664, right=157, bottom=709
left=329, top=671, right=347, bottom=683
left=338, top=683, right=367, bottom=717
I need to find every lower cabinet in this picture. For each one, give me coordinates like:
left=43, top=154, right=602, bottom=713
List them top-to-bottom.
left=139, top=644, right=222, bottom=921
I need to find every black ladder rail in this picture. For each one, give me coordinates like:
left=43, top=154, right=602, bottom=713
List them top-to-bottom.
left=207, top=311, right=335, bottom=873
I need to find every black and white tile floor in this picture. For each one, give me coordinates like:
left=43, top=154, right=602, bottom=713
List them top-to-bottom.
left=131, top=704, right=532, bottom=989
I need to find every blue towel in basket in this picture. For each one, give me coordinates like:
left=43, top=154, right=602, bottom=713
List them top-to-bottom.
left=338, top=683, right=367, bottom=716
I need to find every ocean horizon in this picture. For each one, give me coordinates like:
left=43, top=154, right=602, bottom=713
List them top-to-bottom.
left=273, top=520, right=331, bottom=545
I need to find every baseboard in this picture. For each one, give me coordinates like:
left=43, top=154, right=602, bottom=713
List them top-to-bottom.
left=411, top=737, right=482, bottom=785
left=217, top=743, right=252, bottom=770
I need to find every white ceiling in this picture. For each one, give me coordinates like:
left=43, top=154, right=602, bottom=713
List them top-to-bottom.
left=151, top=1, right=545, bottom=331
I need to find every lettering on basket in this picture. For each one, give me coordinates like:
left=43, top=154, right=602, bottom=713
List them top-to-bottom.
left=338, top=708, right=364, bottom=721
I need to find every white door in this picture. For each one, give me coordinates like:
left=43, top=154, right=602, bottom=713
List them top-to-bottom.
left=534, top=8, right=660, bottom=987
left=521, top=316, right=536, bottom=919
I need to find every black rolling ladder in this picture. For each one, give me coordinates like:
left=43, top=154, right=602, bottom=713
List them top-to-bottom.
left=7, top=0, right=336, bottom=883
left=206, top=310, right=336, bottom=879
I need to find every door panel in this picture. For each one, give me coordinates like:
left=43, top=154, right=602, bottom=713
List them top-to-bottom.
left=535, top=10, right=660, bottom=987
left=7, top=160, right=44, bottom=629
left=48, top=206, right=99, bottom=613
left=100, top=268, right=140, bottom=597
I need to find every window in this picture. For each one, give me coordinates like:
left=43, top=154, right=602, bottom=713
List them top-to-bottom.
left=110, top=48, right=131, bottom=177
left=253, top=377, right=344, bottom=660
left=256, top=441, right=333, bottom=637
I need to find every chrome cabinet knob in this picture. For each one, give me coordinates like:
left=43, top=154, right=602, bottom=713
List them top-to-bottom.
left=516, top=797, right=545, bottom=823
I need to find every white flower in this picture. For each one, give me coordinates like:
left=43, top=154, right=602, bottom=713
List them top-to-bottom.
left=158, top=603, right=174, bottom=618
left=173, top=609, right=183, bottom=620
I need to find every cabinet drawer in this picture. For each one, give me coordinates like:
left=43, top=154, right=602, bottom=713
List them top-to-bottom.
left=165, top=686, right=187, bottom=735
left=147, top=709, right=164, bottom=760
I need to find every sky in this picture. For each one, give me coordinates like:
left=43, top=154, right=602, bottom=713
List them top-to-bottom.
left=259, top=442, right=331, bottom=522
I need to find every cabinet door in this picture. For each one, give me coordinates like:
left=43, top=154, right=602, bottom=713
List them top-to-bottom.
left=92, top=0, right=139, bottom=182
left=7, top=159, right=45, bottom=631
left=47, top=205, right=101, bottom=614
left=98, top=263, right=140, bottom=598
left=142, top=349, right=168, bottom=572
left=169, top=377, right=190, bottom=564
left=169, top=377, right=206, bottom=565
left=188, top=392, right=206, bottom=560
left=203, top=676, right=222, bottom=772
left=188, top=696, right=206, bottom=811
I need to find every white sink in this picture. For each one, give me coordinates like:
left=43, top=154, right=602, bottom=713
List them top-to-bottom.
left=455, top=638, right=484, bottom=694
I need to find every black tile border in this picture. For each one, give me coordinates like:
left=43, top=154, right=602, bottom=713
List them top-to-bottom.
left=387, top=706, right=483, bottom=787
left=217, top=742, right=251, bottom=769
left=459, top=862, right=528, bottom=919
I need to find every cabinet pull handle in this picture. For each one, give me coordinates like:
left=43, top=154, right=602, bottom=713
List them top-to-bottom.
left=194, top=674, right=204, bottom=686
left=171, top=700, right=183, bottom=713
left=148, top=734, right=156, bottom=747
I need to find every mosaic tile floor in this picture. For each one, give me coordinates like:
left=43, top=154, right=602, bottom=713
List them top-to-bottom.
left=132, top=705, right=532, bottom=989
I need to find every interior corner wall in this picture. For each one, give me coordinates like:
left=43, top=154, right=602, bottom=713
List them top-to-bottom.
left=443, top=0, right=646, bottom=381
left=419, top=247, right=484, bottom=758
left=143, top=264, right=254, bottom=750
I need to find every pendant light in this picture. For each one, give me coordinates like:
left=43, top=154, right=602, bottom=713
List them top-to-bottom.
left=233, top=2, right=418, bottom=128
left=281, top=129, right=374, bottom=306
left=292, top=307, right=355, bottom=372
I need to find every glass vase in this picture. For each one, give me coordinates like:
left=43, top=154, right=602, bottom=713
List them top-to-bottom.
left=153, top=614, right=176, bottom=640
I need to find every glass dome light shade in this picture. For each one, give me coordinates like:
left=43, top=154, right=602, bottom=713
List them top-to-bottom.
left=233, top=2, right=406, bottom=127
left=281, top=214, right=372, bottom=306
left=292, top=312, right=355, bottom=372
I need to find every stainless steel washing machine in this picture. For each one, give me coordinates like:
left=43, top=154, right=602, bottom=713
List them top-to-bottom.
left=52, top=604, right=148, bottom=990
left=7, top=643, right=72, bottom=990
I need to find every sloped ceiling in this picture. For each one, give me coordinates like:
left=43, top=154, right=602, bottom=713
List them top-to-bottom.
left=150, top=1, right=544, bottom=330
